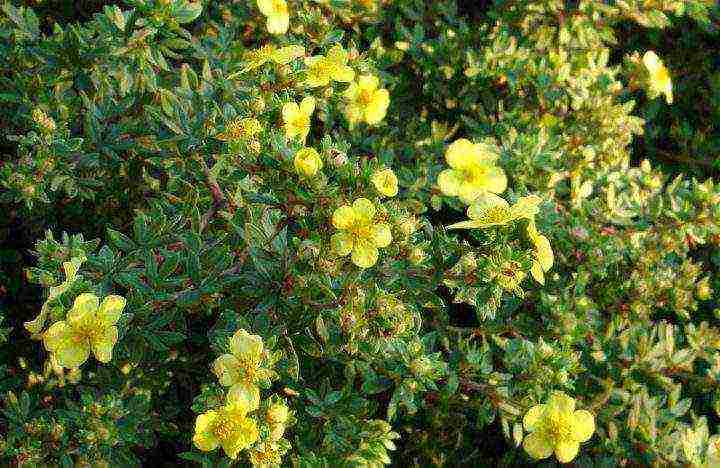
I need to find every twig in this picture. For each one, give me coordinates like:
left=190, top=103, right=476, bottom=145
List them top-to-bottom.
left=195, top=154, right=235, bottom=231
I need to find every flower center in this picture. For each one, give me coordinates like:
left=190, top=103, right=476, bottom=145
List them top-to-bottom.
left=272, top=0, right=287, bottom=14
left=358, top=88, right=374, bottom=106
left=291, top=115, right=308, bottom=132
left=462, top=166, right=486, bottom=184
left=483, top=206, right=511, bottom=223
left=349, top=222, right=372, bottom=243
left=73, top=325, right=101, bottom=344
left=238, top=357, right=258, bottom=382
left=545, top=415, right=573, bottom=442
left=213, top=417, right=235, bottom=441
left=253, top=445, right=278, bottom=464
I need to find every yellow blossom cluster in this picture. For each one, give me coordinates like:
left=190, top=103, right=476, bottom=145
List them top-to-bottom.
left=194, top=329, right=292, bottom=464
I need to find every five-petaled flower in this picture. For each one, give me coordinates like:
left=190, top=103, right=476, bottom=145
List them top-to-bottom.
left=256, top=0, right=289, bottom=35
left=304, top=44, right=355, bottom=88
left=643, top=50, right=673, bottom=105
left=343, top=75, right=390, bottom=127
left=282, top=97, right=315, bottom=142
left=437, top=138, right=507, bottom=204
left=371, top=168, right=399, bottom=197
left=447, top=193, right=541, bottom=229
left=331, top=198, right=392, bottom=268
left=43, top=293, right=126, bottom=369
left=213, top=329, right=274, bottom=392
left=192, top=390, right=260, bottom=460
left=522, top=392, right=595, bottom=463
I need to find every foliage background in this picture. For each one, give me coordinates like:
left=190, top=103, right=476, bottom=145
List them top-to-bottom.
left=1, top=0, right=720, bottom=466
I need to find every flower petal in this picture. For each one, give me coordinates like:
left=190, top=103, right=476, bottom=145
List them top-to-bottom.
left=256, top=0, right=275, bottom=16
left=266, top=14, right=289, bottom=35
left=327, top=44, right=348, bottom=65
left=642, top=50, right=661, bottom=74
left=331, top=65, right=355, bottom=83
left=358, top=74, right=379, bottom=90
left=364, top=89, right=389, bottom=125
left=300, top=96, right=316, bottom=116
left=282, top=102, right=299, bottom=124
left=445, top=139, right=477, bottom=169
left=481, top=165, right=508, bottom=194
left=437, top=169, right=463, bottom=197
left=513, top=195, right=542, bottom=216
left=352, top=198, right=376, bottom=222
left=332, top=205, right=356, bottom=230
left=372, top=224, right=392, bottom=248
left=331, top=231, right=354, bottom=256
left=533, top=234, right=554, bottom=271
left=352, top=242, right=379, bottom=268
left=530, top=260, right=545, bottom=285
left=67, top=293, right=99, bottom=329
left=97, top=295, right=126, bottom=326
left=43, top=321, right=73, bottom=353
left=91, top=326, right=118, bottom=363
left=229, top=329, right=264, bottom=361
left=55, top=340, right=91, bottom=369
left=213, top=353, right=241, bottom=387
left=547, top=392, right=576, bottom=415
left=523, top=404, right=546, bottom=431
left=571, top=410, right=595, bottom=442
left=193, top=411, right=220, bottom=452
left=193, top=431, right=219, bottom=452
left=523, top=431, right=553, bottom=460
left=554, top=440, right=580, bottom=463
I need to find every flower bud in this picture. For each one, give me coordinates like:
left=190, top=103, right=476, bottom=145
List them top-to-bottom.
left=294, top=147, right=323, bottom=177
left=371, top=168, right=399, bottom=197
left=408, top=247, right=426, bottom=265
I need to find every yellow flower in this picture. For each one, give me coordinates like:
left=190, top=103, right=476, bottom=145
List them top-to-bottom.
left=256, top=0, right=289, bottom=35
left=242, top=44, right=305, bottom=72
left=304, top=44, right=355, bottom=88
left=643, top=50, right=672, bottom=104
left=343, top=75, right=390, bottom=127
left=282, top=96, right=315, bottom=142
left=32, top=108, right=56, bottom=133
left=217, top=118, right=262, bottom=141
left=437, top=138, right=507, bottom=203
left=294, top=147, right=323, bottom=177
left=371, top=168, right=399, bottom=197
left=447, top=193, right=541, bottom=229
left=331, top=198, right=392, bottom=268
left=527, top=220, right=554, bottom=285
left=42, top=293, right=126, bottom=369
left=213, top=329, right=274, bottom=391
left=523, top=392, right=595, bottom=463
left=192, top=395, right=260, bottom=460
left=266, top=400, right=290, bottom=440
left=248, top=439, right=288, bottom=467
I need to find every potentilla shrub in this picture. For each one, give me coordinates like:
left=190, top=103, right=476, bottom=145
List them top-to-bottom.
left=0, top=0, right=719, bottom=466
